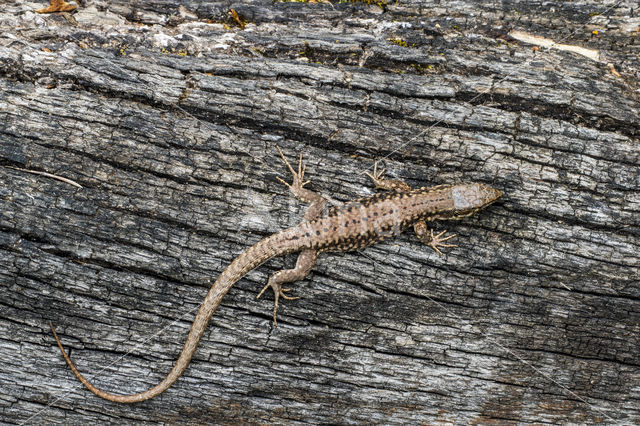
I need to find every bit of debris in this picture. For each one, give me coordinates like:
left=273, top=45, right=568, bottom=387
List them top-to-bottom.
left=35, top=0, right=76, bottom=14
left=229, top=9, right=246, bottom=29
left=509, top=30, right=600, bottom=62
left=608, top=63, right=621, bottom=77
left=8, top=166, right=83, bottom=189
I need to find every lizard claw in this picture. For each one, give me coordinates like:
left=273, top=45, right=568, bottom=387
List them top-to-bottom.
left=277, top=146, right=309, bottom=191
left=365, top=160, right=411, bottom=191
left=364, top=161, right=386, bottom=186
left=428, top=229, right=457, bottom=255
left=257, top=280, right=300, bottom=326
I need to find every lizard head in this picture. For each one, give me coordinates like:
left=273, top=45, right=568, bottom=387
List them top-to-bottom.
left=447, top=183, right=502, bottom=219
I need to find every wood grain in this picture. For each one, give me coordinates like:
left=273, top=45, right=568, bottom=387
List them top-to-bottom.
left=1, top=0, right=638, bottom=423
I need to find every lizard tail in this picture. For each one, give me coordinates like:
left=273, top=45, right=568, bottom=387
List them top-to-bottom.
left=50, top=229, right=305, bottom=403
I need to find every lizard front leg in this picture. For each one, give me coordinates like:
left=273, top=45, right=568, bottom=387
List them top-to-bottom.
left=364, top=161, right=411, bottom=192
left=414, top=220, right=457, bottom=255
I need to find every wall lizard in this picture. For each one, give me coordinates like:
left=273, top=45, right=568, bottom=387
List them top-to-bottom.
left=50, top=147, right=502, bottom=403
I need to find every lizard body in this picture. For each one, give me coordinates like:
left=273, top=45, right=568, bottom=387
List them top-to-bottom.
left=51, top=148, right=502, bottom=403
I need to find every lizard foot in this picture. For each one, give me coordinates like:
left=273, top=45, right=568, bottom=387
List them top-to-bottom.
left=276, top=146, right=310, bottom=192
left=274, top=147, right=326, bottom=218
left=364, top=160, right=411, bottom=192
left=364, top=161, right=386, bottom=187
left=427, top=229, right=457, bottom=255
left=257, top=280, right=300, bottom=326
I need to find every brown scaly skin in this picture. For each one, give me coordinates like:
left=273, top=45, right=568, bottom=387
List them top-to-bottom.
left=51, top=147, right=502, bottom=403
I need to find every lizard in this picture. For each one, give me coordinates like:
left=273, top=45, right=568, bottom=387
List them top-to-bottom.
left=50, top=147, right=502, bottom=403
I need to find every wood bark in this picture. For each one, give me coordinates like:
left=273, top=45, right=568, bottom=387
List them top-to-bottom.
left=1, top=0, right=638, bottom=423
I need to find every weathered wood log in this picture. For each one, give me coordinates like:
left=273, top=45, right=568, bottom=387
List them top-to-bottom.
left=1, top=0, right=638, bottom=423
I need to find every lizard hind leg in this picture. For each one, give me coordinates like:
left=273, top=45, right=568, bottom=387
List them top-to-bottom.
left=256, top=249, right=318, bottom=326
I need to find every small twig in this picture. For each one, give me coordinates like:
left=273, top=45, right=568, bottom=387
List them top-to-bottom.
left=7, top=166, right=83, bottom=189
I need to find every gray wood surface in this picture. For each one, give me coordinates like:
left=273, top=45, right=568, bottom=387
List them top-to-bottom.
left=1, top=0, right=638, bottom=423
